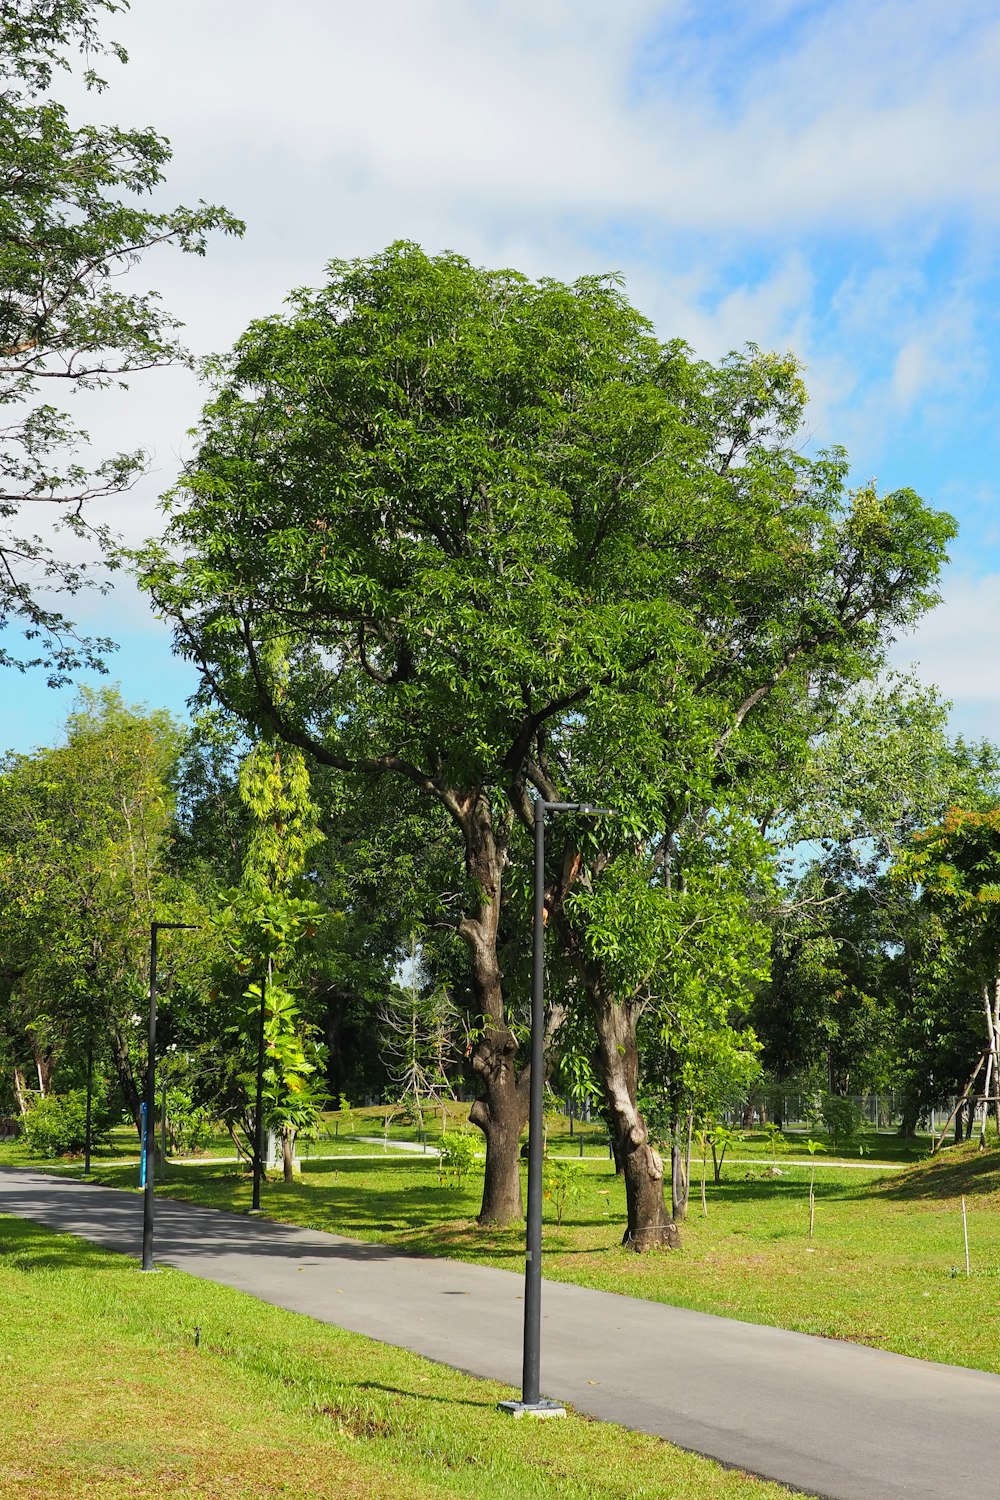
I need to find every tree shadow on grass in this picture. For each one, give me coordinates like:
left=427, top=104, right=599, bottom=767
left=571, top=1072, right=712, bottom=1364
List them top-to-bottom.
left=880, top=1145, right=1000, bottom=1203
left=0, top=1214, right=126, bottom=1273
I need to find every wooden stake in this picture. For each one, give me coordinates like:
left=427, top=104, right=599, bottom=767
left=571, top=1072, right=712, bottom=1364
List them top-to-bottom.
left=932, top=1052, right=986, bottom=1153
left=809, top=1167, right=815, bottom=1238
left=963, top=1196, right=970, bottom=1277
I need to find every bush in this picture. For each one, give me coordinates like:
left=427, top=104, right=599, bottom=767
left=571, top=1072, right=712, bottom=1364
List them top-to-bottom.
left=165, top=1088, right=214, bottom=1154
left=23, top=1090, right=105, bottom=1156
left=819, top=1094, right=868, bottom=1153
left=437, top=1131, right=479, bottom=1187
left=543, top=1158, right=584, bottom=1225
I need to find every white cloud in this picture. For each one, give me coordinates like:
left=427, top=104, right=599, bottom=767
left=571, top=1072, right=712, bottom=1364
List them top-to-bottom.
left=8, top=0, right=1000, bottom=754
left=890, top=575, right=1000, bottom=734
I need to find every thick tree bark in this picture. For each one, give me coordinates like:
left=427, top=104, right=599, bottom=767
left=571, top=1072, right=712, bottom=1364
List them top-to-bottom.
left=458, top=793, right=529, bottom=1226
left=589, top=989, right=679, bottom=1251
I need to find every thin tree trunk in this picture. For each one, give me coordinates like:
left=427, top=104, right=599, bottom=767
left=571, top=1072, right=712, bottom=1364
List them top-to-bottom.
left=981, top=984, right=995, bottom=1149
left=109, top=1020, right=144, bottom=1140
left=32, top=1042, right=54, bottom=1097
left=13, top=1067, right=29, bottom=1117
left=671, top=1110, right=694, bottom=1221
left=281, top=1127, right=296, bottom=1182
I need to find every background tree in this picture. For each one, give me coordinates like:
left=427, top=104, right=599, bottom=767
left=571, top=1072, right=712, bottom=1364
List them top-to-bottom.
left=0, top=0, right=240, bottom=677
left=0, top=687, right=182, bottom=1128
left=193, top=727, right=328, bottom=1180
left=894, top=808, right=1000, bottom=1144
left=378, top=963, right=461, bottom=1131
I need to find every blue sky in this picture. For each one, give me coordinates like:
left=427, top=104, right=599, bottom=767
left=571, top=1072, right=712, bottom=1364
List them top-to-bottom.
left=5, top=0, right=1000, bottom=753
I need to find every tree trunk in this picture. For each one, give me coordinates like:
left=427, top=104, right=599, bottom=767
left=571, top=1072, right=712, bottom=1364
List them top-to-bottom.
left=459, top=795, right=529, bottom=1226
left=589, top=990, right=679, bottom=1251
left=109, top=1021, right=143, bottom=1138
left=32, top=1042, right=54, bottom=1097
left=13, top=1067, right=30, bottom=1117
left=898, top=1098, right=919, bottom=1139
left=671, top=1110, right=693, bottom=1221
left=281, top=1127, right=296, bottom=1182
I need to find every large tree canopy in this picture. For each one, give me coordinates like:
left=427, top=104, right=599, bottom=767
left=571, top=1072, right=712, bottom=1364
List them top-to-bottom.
left=0, top=0, right=241, bottom=679
left=139, top=241, right=955, bottom=1241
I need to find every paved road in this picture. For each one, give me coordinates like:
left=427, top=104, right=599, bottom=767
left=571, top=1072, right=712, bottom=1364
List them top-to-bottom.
left=1, top=1166, right=995, bottom=1500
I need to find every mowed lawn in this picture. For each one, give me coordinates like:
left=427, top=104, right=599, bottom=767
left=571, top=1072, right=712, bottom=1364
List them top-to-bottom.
left=49, top=1128, right=1000, bottom=1377
left=0, top=1214, right=795, bottom=1500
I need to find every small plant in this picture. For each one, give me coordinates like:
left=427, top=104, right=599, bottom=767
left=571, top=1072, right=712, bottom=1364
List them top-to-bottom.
left=332, top=1094, right=353, bottom=1137
left=762, top=1122, right=785, bottom=1155
left=709, top=1123, right=742, bottom=1185
left=437, top=1131, right=479, bottom=1188
left=804, top=1137, right=825, bottom=1237
left=543, top=1158, right=584, bottom=1226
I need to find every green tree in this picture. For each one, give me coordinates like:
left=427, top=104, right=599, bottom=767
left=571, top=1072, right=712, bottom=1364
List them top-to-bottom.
left=0, top=0, right=240, bottom=678
left=136, top=242, right=954, bottom=1241
left=0, top=687, right=182, bottom=1127
left=199, top=730, right=328, bottom=1180
left=894, top=807, right=1000, bottom=1145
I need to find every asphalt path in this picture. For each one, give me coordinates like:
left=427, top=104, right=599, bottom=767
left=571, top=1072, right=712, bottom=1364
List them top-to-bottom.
left=1, top=1165, right=995, bottom=1500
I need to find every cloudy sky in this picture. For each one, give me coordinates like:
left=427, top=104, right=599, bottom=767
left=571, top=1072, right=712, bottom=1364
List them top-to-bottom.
left=6, top=0, right=1000, bottom=752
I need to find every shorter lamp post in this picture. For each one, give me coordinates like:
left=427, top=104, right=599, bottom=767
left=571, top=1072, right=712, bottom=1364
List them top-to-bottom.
left=500, top=800, right=616, bottom=1418
left=142, top=920, right=197, bottom=1272
left=250, top=966, right=268, bottom=1213
left=83, top=1034, right=94, bottom=1177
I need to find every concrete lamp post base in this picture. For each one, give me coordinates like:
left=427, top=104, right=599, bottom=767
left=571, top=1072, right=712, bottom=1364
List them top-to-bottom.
left=497, top=1399, right=567, bottom=1419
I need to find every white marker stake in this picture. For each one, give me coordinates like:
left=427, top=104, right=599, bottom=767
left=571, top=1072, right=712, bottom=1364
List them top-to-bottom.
left=963, top=1195, right=970, bottom=1277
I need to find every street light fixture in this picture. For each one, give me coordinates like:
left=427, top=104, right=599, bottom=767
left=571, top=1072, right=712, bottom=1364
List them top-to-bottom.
left=500, top=799, right=617, bottom=1419
left=142, top=920, right=197, bottom=1272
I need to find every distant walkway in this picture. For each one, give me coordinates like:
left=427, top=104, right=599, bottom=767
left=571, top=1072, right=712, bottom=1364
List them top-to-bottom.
left=1, top=1165, right=995, bottom=1500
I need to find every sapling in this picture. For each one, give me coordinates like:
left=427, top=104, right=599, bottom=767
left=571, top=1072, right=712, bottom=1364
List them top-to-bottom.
left=805, top=1137, right=825, bottom=1237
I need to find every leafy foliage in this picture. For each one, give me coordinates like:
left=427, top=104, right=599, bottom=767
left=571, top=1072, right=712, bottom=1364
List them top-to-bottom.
left=0, top=0, right=241, bottom=678
left=135, top=240, right=956, bottom=1237
left=22, top=1085, right=113, bottom=1154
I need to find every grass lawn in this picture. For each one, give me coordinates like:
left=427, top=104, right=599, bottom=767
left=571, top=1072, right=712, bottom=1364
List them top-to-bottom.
left=25, top=1127, right=1000, bottom=1378
left=0, top=1214, right=794, bottom=1500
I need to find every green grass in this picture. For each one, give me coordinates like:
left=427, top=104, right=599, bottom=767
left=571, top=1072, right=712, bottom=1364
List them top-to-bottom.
left=33, top=1130, right=1000, bottom=1377
left=0, top=1214, right=795, bottom=1500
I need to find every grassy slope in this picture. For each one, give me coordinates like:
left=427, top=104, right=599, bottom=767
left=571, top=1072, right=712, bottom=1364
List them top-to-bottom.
left=0, top=1214, right=793, bottom=1500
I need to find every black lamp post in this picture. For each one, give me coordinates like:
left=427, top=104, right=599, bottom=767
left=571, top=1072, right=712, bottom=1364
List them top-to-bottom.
left=500, top=800, right=616, bottom=1418
left=142, top=920, right=197, bottom=1273
left=250, top=966, right=268, bottom=1213
left=83, top=1034, right=93, bottom=1177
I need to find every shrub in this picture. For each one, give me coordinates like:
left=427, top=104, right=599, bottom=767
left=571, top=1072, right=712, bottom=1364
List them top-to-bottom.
left=165, top=1088, right=214, bottom=1154
left=23, top=1090, right=109, bottom=1156
left=820, top=1094, right=868, bottom=1153
left=437, top=1131, right=479, bottom=1187
left=543, top=1158, right=584, bottom=1226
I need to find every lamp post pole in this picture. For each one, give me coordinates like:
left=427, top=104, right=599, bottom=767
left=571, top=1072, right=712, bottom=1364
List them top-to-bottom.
left=501, top=800, right=615, bottom=1418
left=142, top=921, right=197, bottom=1272
left=251, top=966, right=268, bottom=1213
left=83, top=1034, right=93, bottom=1177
